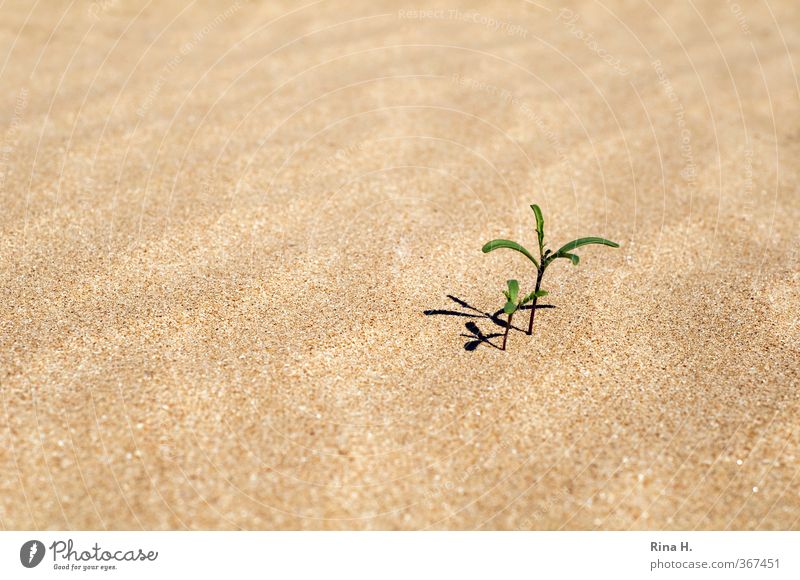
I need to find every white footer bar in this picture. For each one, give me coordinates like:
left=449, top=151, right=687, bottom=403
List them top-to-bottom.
left=2, top=531, right=797, bottom=579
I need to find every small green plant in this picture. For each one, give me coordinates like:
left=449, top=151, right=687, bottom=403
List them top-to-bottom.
left=484, top=204, right=619, bottom=335
left=500, top=279, right=546, bottom=350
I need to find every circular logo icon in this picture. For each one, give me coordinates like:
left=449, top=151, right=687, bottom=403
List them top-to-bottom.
left=20, top=540, right=45, bottom=568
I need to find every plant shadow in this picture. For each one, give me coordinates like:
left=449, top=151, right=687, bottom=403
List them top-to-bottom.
left=424, top=294, right=555, bottom=351
left=461, top=321, right=503, bottom=351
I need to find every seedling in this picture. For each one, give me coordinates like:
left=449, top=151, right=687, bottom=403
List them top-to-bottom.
left=483, top=204, right=619, bottom=335
left=500, top=280, right=545, bottom=350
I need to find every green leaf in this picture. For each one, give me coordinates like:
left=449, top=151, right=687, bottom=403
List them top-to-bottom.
left=531, top=204, right=544, bottom=250
left=545, top=237, right=619, bottom=267
left=553, top=237, right=619, bottom=254
left=482, top=239, right=539, bottom=268
left=561, top=252, right=580, bottom=266
left=506, top=279, right=520, bottom=302
left=534, top=289, right=549, bottom=298
left=521, top=291, right=536, bottom=305
left=503, top=300, right=517, bottom=315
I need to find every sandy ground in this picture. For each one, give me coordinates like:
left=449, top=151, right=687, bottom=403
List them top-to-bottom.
left=0, top=0, right=798, bottom=530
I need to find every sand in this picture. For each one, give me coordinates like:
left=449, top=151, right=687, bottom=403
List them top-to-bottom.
left=0, top=0, right=798, bottom=530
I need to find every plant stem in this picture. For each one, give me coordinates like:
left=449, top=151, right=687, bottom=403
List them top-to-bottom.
left=527, top=267, right=544, bottom=335
left=502, top=312, right=513, bottom=350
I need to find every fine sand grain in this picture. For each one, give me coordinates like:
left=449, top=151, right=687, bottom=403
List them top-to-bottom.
left=0, top=0, right=798, bottom=530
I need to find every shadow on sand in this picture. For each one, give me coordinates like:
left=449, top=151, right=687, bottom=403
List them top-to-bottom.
left=424, top=295, right=555, bottom=351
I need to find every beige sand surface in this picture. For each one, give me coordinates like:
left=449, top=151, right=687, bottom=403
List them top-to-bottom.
left=0, top=0, right=798, bottom=530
